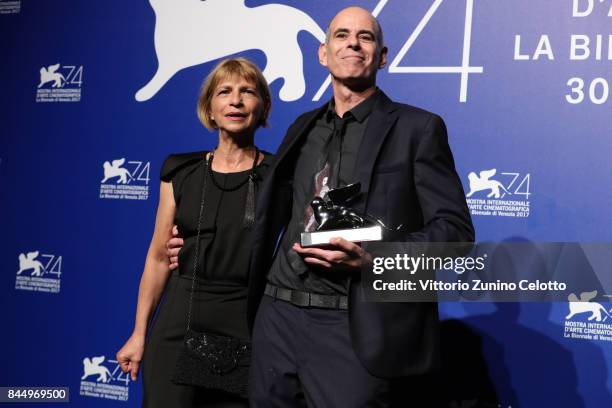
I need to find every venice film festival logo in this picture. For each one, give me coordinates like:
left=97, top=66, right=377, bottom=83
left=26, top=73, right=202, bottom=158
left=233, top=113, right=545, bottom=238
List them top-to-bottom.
left=0, top=0, right=20, bottom=14
left=135, top=0, right=483, bottom=104
left=35, top=63, right=83, bottom=103
left=99, top=158, right=150, bottom=200
left=464, top=169, right=531, bottom=218
left=15, top=250, right=63, bottom=294
left=563, top=291, right=612, bottom=344
left=79, top=355, right=130, bottom=401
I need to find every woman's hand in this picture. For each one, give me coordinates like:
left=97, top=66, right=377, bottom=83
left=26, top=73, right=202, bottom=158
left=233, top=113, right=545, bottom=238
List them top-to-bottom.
left=116, top=334, right=146, bottom=381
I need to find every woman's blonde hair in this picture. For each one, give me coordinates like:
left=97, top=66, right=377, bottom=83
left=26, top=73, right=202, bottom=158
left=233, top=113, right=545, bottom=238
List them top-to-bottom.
left=197, top=58, right=272, bottom=131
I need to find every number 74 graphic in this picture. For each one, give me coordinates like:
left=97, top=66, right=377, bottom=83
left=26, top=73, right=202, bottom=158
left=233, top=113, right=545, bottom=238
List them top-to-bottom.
left=313, top=0, right=483, bottom=103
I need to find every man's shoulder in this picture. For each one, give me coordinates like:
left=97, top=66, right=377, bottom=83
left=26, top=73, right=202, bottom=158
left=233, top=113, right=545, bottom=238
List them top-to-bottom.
left=377, top=94, right=447, bottom=141
left=384, top=96, right=442, bottom=122
left=386, top=100, right=444, bottom=134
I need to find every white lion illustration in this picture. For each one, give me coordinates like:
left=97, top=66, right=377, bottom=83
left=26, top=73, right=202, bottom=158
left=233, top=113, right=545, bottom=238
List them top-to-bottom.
left=135, top=0, right=325, bottom=102
left=38, top=64, right=65, bottom=88
left=101, top=158, right=130, bottom=184
left=466, top=169, right=511, bottom=199
left=17, top=251, right=45, bottom=276
left=566, top=291, right=612, bottom=322
left=82, top=356, right=113, bottom=383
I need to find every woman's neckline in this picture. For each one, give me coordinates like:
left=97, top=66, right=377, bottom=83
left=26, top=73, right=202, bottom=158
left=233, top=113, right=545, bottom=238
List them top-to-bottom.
left=204, top=151, right=266, bottom=175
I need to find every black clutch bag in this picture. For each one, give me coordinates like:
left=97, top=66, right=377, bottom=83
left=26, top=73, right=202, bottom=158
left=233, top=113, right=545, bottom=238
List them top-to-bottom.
left=171, top=153, right=253, bottom=397
left=172, top=329, right=251, bottom=397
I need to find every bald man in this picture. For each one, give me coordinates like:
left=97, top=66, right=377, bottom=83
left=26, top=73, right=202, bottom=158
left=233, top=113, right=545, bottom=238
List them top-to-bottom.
left=247, top=6, right=474, bottom=407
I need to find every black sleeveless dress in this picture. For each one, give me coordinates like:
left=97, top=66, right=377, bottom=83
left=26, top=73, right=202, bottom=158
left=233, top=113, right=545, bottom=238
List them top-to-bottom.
left=142, top=151, right=272, bottom=408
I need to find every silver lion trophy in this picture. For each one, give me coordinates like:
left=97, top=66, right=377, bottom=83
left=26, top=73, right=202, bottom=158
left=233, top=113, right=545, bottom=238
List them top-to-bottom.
left=300, top=183, right=392, bottom=247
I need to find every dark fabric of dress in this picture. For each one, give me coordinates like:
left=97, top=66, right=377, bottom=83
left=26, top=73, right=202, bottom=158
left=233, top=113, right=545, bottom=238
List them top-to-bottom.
left=142, top=151, right=272, bottom=408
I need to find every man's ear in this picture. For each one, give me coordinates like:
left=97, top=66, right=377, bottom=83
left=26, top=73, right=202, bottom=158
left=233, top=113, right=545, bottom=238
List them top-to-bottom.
left=318, top=43, right=328, bottom=67
left=378, top=46, right=388, bottom=69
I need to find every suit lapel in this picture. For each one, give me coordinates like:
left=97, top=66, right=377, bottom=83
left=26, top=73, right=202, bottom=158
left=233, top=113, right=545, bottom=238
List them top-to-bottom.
left=352, top=92, right=399, bottom=213
left=260, top=103, right=327, bottom=238
left=273, top=104, right=328, bottom=168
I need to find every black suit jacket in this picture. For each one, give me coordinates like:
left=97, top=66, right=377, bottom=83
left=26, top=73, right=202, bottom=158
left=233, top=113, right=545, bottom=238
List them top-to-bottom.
left=248, top=91, right=474, bottom=377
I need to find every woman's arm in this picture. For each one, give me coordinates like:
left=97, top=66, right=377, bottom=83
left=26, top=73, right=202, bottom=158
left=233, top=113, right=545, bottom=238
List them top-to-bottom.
left=117, top=180, right=176, bottom=380
left=132, top=180, right=176, bottom=335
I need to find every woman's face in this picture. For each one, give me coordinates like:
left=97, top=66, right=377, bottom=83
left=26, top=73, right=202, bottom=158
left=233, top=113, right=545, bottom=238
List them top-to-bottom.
left=209, top=75, right=264, bottom=136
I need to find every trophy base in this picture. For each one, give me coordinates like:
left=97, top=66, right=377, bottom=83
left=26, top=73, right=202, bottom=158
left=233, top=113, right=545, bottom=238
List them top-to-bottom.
left=300, top=225, right=383, bottom=247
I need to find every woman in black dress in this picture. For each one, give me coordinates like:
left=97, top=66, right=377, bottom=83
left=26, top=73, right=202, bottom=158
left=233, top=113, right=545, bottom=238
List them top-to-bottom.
left=116, top=58, right=272, bottom=407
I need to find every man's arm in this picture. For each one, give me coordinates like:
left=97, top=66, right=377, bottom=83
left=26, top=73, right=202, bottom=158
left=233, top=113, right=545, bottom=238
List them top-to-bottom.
left=404, top=114, right=474, bottom=243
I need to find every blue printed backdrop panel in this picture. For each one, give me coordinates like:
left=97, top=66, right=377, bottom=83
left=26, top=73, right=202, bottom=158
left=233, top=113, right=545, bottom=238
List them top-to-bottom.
left=1, top=0, right=610, bottom=406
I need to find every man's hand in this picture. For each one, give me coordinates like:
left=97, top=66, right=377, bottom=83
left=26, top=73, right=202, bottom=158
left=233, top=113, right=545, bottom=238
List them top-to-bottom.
left=166, top=225, right=183, bottom=270
left=292, top=237, right=371, bottom=272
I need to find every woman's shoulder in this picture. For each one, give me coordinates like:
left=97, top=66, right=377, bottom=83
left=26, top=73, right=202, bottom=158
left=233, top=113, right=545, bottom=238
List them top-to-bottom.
left=255, top=150, right=275, bottom=180
left=259, top=150, right=275, bottom=165
left=160, top=151, right=205, bottom=182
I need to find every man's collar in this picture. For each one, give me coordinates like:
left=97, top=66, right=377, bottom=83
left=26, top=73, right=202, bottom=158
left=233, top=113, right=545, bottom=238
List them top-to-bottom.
left=326, top=88, right=380, bottom=123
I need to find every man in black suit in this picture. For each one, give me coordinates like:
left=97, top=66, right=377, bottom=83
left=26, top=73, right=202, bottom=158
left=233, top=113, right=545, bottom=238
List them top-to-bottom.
left=247, top=6, right=474, bottom=407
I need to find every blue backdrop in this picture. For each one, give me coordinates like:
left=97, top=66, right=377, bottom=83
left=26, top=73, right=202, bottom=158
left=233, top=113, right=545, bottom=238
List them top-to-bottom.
left=2, top=0, right=611, bottom=406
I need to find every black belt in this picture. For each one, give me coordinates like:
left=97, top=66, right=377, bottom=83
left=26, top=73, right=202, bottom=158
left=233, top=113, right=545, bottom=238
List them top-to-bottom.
left=264, top=283, right=348, bottom=310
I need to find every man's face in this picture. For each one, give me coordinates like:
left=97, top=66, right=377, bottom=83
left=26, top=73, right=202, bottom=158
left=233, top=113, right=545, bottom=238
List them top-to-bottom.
left=319, top=8, right=387, bottom=87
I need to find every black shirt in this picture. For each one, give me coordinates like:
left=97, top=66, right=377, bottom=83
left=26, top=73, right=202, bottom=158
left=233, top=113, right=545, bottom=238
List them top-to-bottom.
left=267, top=90, right=379, bottom=295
